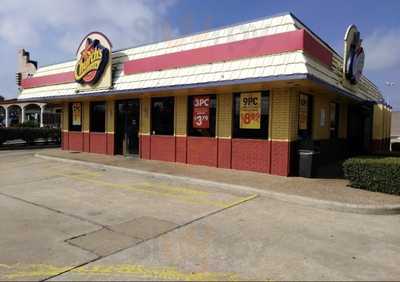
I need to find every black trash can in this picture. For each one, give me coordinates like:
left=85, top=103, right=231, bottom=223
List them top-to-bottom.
left=298, top=149, right=320, bottom=178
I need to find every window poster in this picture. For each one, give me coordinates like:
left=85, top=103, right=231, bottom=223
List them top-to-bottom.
left=240, top=92, right=261, bottom=129
left=299, top=94, right=309, bottom=130
left=192, top=96, right=210, bottom=129
left=72, top=103, right=82, bottom=126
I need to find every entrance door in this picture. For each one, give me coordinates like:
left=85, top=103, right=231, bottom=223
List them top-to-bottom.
left=115, top=99, right=140, bottom=155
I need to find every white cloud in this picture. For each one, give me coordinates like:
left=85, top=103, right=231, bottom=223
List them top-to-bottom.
left=0, top=0, right=179, bottom=98
left=363, top=28, right=400, bottom=71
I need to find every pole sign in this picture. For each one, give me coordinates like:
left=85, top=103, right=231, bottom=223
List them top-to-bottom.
left=343, top=25, right=365, bottom=85
left=74, top=32, right=112, bottom=89
left=240, top=92, right=261, bottom=129
left=192, top=96, right=210, bottom=129
left=72, top=103, right=81, bottom=126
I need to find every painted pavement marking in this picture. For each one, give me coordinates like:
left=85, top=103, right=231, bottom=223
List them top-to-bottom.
left=1, top=263, right=243, bottom=281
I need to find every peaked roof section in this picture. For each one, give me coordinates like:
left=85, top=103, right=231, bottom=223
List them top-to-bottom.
left=18, top=12, right=382, bottom=103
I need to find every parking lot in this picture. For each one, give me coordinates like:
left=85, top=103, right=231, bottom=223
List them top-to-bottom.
left=1, top=150, right=400, bottom=281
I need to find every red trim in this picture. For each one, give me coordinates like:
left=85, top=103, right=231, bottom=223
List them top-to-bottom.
left=22, top=29, right=332, bottom=89
left=124, top=29, right=332, bottom=75
left=302, top=30, right=332, bottom=66
left=21, top=71, right=74, bottom=89
left=68, top=131, right=83, bottom=151
left=62, top=132, right=69, bottom=150
left=83, top=132, right=90, bottom=152
left=89, top=132, right=107, bottom=154
left=106, top=133, right=114, bottom=155
left=140, top=135, right=151, bottom=159
left=150, top=135, right=176, bottom=162
left=175, top=136, right=187, bottom=163
left=187, top=137, right=218, bottom=167
left=217, top=138, right=232, bottom=169
left=231, top=139, right=270, bottom=173
left=270, top=140, right=291, bottom=176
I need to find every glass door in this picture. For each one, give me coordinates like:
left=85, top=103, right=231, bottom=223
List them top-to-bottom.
left=115, top=99, right=140, bottom=155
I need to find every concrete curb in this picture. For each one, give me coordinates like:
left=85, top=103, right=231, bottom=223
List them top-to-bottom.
left=35, top=153, right=400, bottom=215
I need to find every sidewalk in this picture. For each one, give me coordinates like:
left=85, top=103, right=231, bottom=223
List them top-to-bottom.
left=36, top=148, right=400, bottom=214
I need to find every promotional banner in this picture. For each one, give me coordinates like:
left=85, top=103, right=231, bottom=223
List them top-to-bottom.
left=240, top=92, right=261, bottom=129
left=299, top=94, right=308, bottom=130
left=192, top=96, right=210, bottom=129
left=72, top=103, right=82, bottom=126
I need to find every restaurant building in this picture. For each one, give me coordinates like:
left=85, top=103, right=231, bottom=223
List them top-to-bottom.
left=17, top=12, right=391, bottom=176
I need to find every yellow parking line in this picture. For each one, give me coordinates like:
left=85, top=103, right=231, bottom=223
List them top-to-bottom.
left=59, top=172, right=255, bottom=209
left=63, top=173, right=228, bottom=207
left=223, top=194, right=258, bottom=209
left=4, top=263, right=241, bottom=281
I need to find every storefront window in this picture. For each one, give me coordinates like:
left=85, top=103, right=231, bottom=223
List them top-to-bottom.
left=232, top=91, right=269, bottom=139
left=298, top=94, right=313, bottom=139
left=188, top=95, right=216, bottom=137
left=151, top=97, right=174, bottom=135
left=90, top=101, right=106, bottom=133
left=69, top=102, right=82, bottom=132
left=329, top=102, right=339, bottom=138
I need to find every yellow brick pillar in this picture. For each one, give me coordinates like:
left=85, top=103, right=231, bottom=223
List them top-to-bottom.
left=269, top=88, right=298, bottom=176
left=216, top=93, right=232, bottom=168
left=217, top=93, right=232, bottom=138
left=175, top=95, right=187, bottom=163
left=175, top=95, right=187, bottom=136
left=139, top=96, right=151, bottom=158
left=104, top=100, right=115, bottom=155
left=105, top=100, right=115, bottom=134
left=82, top=101, right=90, bottom=133
left=372, top=103, right=384, bottom=151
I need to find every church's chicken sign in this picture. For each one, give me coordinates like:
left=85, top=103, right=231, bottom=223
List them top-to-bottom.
left=74, top=32, right=112, bottom=87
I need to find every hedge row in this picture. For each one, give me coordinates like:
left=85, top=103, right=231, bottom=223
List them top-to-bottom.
left=0, top=128, right=61, bottom=145
left=392, top=142, right=400, bottom=152
left=343, top=156, right=400, bottom=195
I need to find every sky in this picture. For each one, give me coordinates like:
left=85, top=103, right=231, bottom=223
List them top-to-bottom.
left=0, top=0, right=399, bottom=109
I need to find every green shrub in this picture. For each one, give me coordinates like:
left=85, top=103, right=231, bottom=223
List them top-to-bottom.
left=19, top=120, right=39, bottom=128
left=0, top=127, right=61, bottom=146
left=343, top=156, right=400, bottom=195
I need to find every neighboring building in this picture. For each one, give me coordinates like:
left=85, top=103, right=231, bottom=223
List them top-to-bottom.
left=16, top=12, right=391, bottom=176
left=0, top=99, right=61, bottom=128
left=391, top=111, right=400, bottom=147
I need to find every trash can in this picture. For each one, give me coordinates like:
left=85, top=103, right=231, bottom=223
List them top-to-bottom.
left=298, top=149, right=320, bottom=178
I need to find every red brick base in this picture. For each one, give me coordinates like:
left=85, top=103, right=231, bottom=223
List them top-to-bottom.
left=61, top=131, right=114, bottom=155
left=61, top=132, right=293, bottom=176
left=138, top=136, right=293, bottom=176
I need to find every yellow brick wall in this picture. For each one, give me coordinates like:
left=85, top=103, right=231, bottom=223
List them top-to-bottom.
left=270, top=88, right=298, bottom=141
left=288, top=88, right=299, bottom=141
left=217, top=93, right=232, bottom=138
left=175, top=95, right=187, bottom=136
left=140, top=97, right=150, bottom=135
left=106, top=100, right=115, bottom=133
left=82, top=101, right=90, bottom=132
left=372, top=104, right=384, bottom=140
left=382, top=106, right=386, bottom=140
